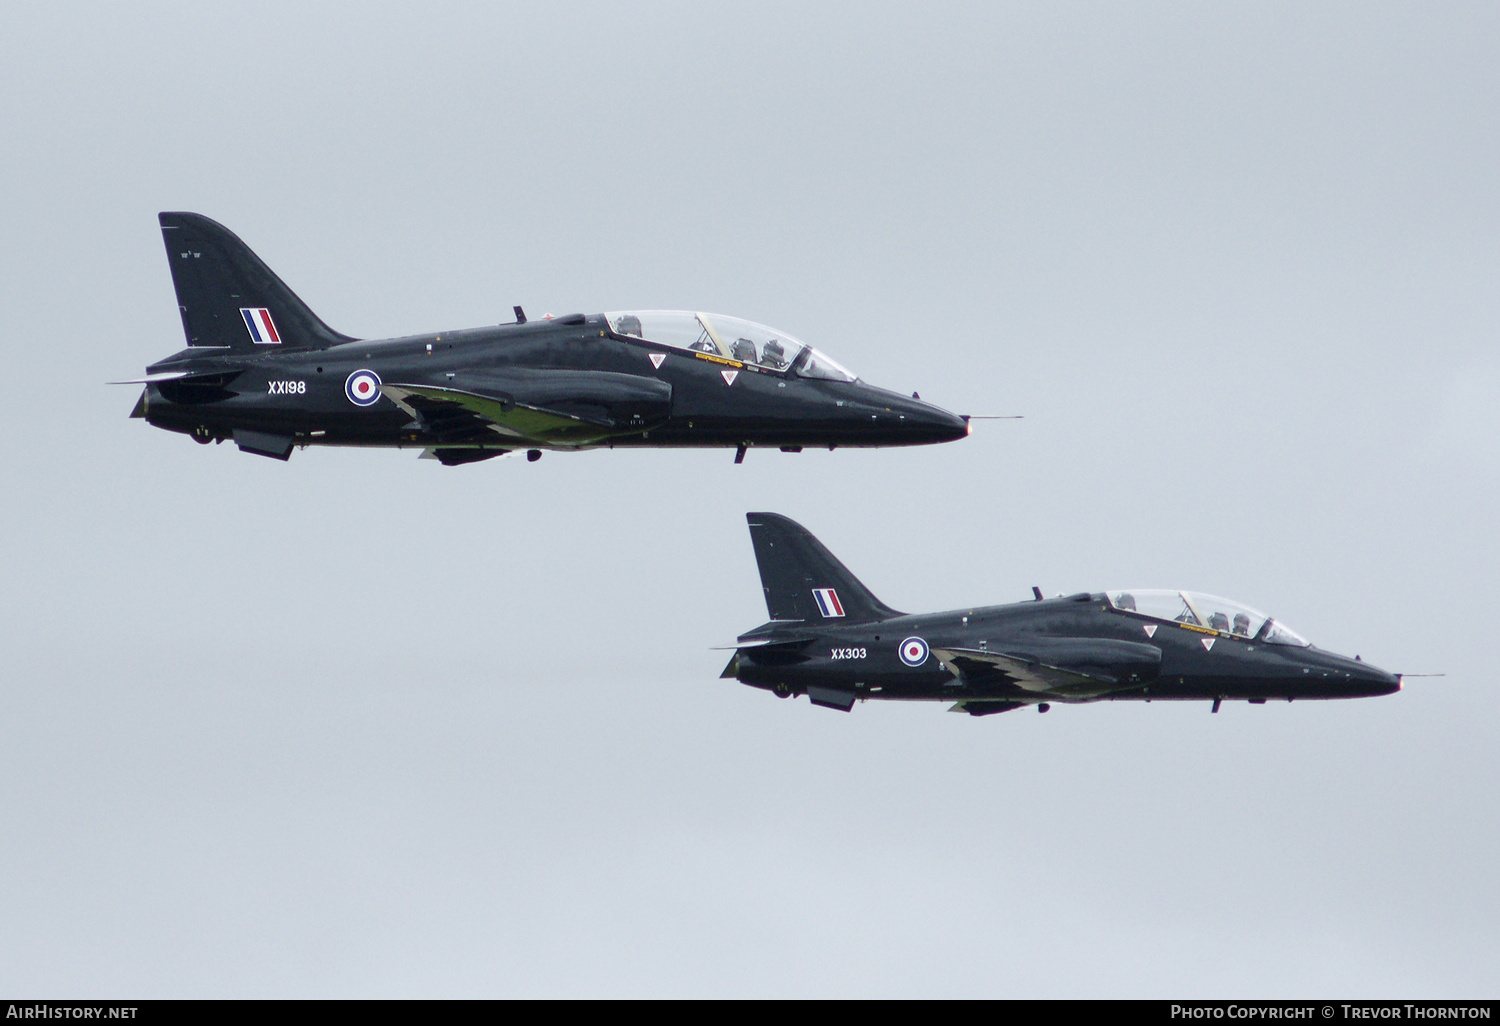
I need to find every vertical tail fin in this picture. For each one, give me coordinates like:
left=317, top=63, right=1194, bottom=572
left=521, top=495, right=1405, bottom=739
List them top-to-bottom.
left=158, top=212, right=354, bottom=351
left=746, top=513, right=902, bottom=624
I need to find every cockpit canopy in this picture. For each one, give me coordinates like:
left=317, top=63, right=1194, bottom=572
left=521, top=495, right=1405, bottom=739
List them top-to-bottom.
left=606, top=311, right=857, bottom=381
left=1107, top=590, right=1311, bottom=646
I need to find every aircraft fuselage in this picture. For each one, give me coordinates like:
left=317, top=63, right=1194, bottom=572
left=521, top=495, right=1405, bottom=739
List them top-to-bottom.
left=136, top=314, right=968, bottom=457
left=730, top=592, right=1400, bottom=713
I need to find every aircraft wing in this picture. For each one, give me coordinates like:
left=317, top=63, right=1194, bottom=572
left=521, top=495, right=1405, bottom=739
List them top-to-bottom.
left=384, top=369, right=672, bottom=448
left=931, top=646, right=1132, bottom=699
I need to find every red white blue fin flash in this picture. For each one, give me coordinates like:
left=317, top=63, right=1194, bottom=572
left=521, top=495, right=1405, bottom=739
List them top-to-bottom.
left=240, top=307, right=282, bottom=344
left=812, top=588, right=845, bottom=618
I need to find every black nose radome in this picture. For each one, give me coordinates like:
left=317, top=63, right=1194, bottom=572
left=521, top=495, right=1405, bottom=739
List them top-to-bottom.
left=863, top=388, right=970, bottom=444
left=1343, top=658, right=1402, bottom=697
left=1363, top=665, right=1403, bottom=696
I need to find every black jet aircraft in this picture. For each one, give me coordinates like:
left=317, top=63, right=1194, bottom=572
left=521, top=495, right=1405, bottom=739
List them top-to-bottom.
left=121, top=213, right=969, bottom=464
left=722, top=513, right=1402, bottom=715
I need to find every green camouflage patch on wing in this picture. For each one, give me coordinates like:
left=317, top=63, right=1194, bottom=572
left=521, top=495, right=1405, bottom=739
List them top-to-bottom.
left=387, top=383, right=622, bottom=447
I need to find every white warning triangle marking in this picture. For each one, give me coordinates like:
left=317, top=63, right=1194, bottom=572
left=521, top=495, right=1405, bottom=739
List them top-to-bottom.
left=649, top=353, right=666, bottom=369
left=721, top=369, right=738, bottom=386
left=1142, top=624, right=1157, bottom=638
left=1201, top=637, right=1216, bottom=651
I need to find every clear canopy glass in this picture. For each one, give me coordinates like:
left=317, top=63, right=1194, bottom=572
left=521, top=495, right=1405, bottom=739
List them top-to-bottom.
left=606, top=311, right=857, bottom=381
left=1107, top=590, right=1310, bottom=646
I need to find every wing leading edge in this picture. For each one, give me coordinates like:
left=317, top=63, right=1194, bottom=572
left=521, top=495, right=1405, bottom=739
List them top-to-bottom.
left=384, top=369, right=672, bottom=448
left=933, top=636, right=1160, bottom=700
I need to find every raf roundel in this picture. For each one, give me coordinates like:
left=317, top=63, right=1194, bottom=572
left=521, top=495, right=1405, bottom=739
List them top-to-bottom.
left=345, top=369, right=382, bottom=407
left=899, top=636, right=929, bottom=667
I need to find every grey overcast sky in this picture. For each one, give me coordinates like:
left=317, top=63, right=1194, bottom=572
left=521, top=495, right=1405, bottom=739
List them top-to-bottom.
left=1, top=1, right=1497, bottom=997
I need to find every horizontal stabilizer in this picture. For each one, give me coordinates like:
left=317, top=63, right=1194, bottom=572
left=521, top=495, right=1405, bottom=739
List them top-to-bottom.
left=108, top=370, right=195, bottom=384
left=736, top=619, right=809, bottom=639
left=711, top=634, right=819, bottom=650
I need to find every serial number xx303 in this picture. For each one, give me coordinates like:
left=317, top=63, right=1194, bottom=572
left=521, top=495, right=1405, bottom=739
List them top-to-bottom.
left=268, top=380, right=306, bottom=395
left=830, top=648, right=867, bottom=660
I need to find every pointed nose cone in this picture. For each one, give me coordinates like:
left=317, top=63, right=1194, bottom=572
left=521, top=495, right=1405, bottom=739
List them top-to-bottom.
left=880, top=390, right=971, bottom=445
left=917, top=404, right=971, bottom=444
left=946, top=410, right=972, bottom=442
left=1352, top=661, right=1403, bottom=697
left=1369, top=666, right=1403, bottom=696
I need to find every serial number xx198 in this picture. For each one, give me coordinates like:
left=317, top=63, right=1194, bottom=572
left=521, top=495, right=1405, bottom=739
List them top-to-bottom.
left=268, top=380, right=306, bottom=394
left=830, top=648, right=866, bottom=660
